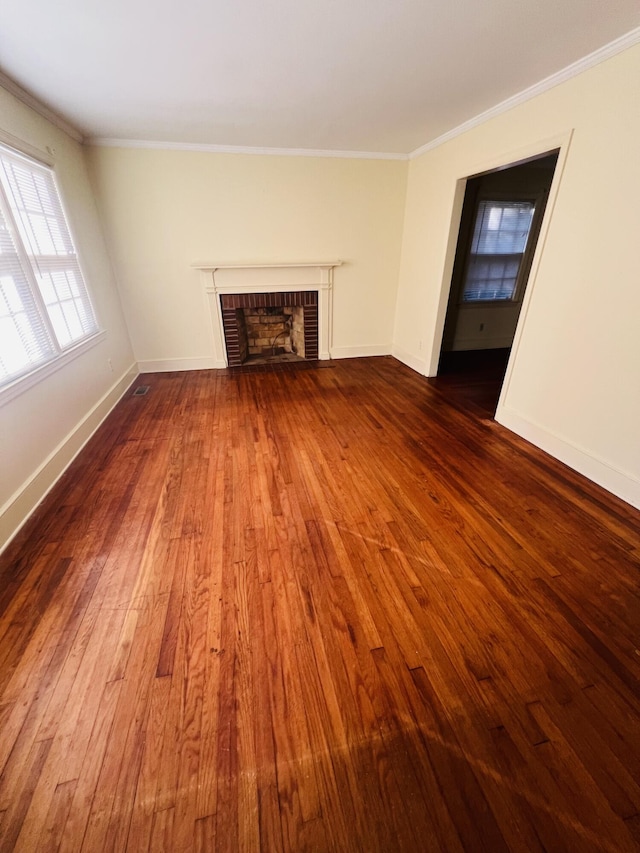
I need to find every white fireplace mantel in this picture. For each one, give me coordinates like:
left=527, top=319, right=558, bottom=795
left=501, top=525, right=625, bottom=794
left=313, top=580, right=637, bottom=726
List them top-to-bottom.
left=194, top=261, right=342, bottom=367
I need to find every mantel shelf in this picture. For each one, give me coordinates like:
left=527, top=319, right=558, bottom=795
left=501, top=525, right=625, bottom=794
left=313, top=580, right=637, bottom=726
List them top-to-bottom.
left=192, top=261, right=342, bottom=271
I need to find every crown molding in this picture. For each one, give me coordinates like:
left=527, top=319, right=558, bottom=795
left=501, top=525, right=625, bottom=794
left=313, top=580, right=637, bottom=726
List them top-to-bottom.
left=409, top=25, right=640, bottom=160
left=0, top=70, right=83, bottom=143
left=86, top=137, right=408, bottom=161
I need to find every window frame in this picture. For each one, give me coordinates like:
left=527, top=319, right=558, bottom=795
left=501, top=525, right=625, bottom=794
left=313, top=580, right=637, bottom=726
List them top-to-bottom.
left=0, top=136, right=104, bottom=406
left=457, top=191, right=545, bottom=308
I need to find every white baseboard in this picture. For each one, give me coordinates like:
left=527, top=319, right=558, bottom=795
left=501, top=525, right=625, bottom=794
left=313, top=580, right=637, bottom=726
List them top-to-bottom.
left=329, top=344, right=391, bottom=360
left=391, top=344, right=428, bottom=376
left=141, top=350, right=393, bottom=370
left=138, top=356, right=224, bottom=372
left=0, top=363, right=139, bottom=555
left=496, top=404, right=640, bottom=510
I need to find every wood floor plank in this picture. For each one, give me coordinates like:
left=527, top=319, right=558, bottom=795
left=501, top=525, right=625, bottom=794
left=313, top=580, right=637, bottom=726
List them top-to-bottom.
left=0, top=357, right=639, bottom=851
left=124, top=675, right=171, bottom=852
left=56, top=680, right=122, bottom=853
left=0, top=737, right=53, bottom=851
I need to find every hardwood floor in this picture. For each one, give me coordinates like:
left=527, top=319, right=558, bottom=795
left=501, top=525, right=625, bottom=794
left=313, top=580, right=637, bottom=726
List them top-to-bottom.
left=1, top=356, right=639, bottom=852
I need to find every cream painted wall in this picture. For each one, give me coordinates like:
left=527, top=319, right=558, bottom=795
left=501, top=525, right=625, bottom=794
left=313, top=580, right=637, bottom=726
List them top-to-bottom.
left=394, top=44, right=640, bottom=506
left=0, top=87, right=136, bottom=551
left=85, top=148, right=408, bottom=367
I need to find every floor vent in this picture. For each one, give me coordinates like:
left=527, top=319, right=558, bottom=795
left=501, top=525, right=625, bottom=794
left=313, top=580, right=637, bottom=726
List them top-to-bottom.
left=133, top=385, right=150, bottom=396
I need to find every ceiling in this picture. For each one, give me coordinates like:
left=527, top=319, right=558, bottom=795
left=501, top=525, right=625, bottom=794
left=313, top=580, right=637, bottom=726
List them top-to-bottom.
left=1, top=0, right=639, bottom=155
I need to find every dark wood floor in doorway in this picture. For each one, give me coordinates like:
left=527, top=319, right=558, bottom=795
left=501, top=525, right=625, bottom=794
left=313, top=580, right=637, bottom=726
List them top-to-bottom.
left=435, top=348, right=511, bottom=417
left=1, top=356, right=639, bottom=852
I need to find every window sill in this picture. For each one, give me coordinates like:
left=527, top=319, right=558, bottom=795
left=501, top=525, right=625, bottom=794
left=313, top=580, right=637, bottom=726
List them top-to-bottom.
left=0, top=329, right=106, bottom=408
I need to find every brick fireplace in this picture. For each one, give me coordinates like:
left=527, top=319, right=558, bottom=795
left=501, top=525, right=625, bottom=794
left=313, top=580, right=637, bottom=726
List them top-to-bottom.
left=195, top=262, right=341, bottom=368
left=220, top=291, right=318, bottom=366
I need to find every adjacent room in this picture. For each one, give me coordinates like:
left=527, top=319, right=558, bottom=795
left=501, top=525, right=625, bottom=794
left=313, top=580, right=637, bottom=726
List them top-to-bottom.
left=0, top=1, right=639, bottom=850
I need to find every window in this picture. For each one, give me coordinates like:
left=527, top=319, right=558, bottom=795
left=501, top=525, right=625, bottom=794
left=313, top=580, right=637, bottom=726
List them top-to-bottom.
left=0, top=143, right=99, bottom=389
left=461, top=200, right=536, bottom=302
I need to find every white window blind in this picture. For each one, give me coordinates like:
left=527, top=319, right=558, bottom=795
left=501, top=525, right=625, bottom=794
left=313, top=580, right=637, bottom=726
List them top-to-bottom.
left=0, top=144, right=98, bottom=387
left=462, top=200, right=535, bottom=302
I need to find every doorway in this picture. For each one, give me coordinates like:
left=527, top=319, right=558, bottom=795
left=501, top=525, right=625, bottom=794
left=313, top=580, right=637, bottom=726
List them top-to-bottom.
left=434, top=151, right=559, bottom=416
